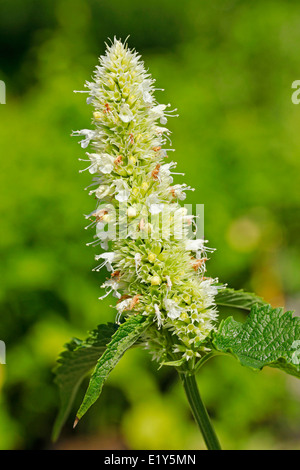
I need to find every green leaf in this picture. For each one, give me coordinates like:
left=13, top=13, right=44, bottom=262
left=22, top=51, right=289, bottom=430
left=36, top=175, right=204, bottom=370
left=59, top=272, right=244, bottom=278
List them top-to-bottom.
left=215, top=288, right=266, bottom=311
left=211, top=304, right=300, bottom=378
left=75, top=314, right=151, bottom=422
left=52, top=322, right=118, bottom=441
left=162, top=358, right=185, bottom=368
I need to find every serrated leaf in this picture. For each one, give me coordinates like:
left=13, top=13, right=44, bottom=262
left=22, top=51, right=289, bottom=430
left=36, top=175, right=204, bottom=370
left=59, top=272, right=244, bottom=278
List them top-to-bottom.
left=215, top=288, right=266, bottom=311
left=211, top=304, right=300, bottom=378
left=75, top=314, right=151, bottom=422
left=52, top=322, right=118, bottom=441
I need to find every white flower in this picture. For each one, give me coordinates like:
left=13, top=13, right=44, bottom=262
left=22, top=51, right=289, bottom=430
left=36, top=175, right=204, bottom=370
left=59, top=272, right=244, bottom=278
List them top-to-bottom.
left=140, top=79, right=153, bottom=104
left=119, top=103, right=134, bottom=122
left=151, top=104, right=167, bottom=118
left=155, top=126, right=170, bottom=135
left=72, top=129, right=95, bottom=148
left=88, top=153, right=115, bottom=174
left=159, top=162, right=177, bottom=181
left=114, top=180, right=130, bottom=202
left=94, top=184, right=113, bottom=199
left=170, top=184, right=194, bottom=201
left=116, top=190, right=130, bottom=202
left=146, top=194, right=160, bottom=206
left=149, top=203, right=165, bottom=215
left=127, top=206, right=137, bottom=218
left=96, top=221, right=115, bottom=247
left=185, top=239, right=206, bottom=252
left=94, top=252, right=115, bottom=272
left=99, top=279, right=122, bottom=300
left=199, top=279, right=219, bottom=308
left=115, top=297, right=132, bottom=324
left=116, top=298, right=131, bottom=314
left=164, top=298, right=182, bottom=320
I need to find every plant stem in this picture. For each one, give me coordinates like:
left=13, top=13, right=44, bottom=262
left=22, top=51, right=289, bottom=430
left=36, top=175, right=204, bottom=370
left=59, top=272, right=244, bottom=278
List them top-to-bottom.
left=180, top=372, right=221, bottom=450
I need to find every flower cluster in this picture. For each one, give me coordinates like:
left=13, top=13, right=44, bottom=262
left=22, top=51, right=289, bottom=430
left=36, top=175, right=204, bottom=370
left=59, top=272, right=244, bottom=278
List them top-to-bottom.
left=74, top=39, right=220, bottom=366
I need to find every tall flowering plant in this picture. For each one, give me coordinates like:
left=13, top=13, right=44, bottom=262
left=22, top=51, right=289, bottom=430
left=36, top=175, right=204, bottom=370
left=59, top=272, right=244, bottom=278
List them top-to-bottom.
left=53, top=39, right=300, bottom=450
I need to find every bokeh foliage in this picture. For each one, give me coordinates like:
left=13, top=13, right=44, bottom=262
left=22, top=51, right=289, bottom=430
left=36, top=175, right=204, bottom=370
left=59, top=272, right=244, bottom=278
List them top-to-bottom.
left=0, top=0, right=300, bottom=450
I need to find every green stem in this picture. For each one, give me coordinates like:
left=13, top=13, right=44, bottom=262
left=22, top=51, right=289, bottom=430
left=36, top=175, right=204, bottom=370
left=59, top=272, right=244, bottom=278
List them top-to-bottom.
left=180, top=372, right=221, bottom=450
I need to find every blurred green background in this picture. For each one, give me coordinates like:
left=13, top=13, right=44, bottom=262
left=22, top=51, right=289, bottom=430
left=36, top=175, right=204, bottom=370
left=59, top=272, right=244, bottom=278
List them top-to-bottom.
left=1, top=0, right=300, bottom=450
